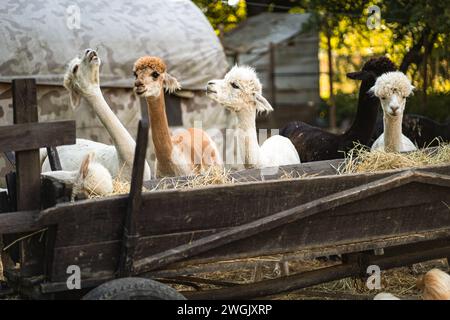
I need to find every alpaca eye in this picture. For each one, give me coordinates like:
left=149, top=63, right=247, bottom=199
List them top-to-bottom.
left=72, top=65, right=79, bottom=74
left=133, top=71, right=137, bottom=78
left=152, top=71, right=160, bottom=79
left=231, top=82, right=240, bottom=89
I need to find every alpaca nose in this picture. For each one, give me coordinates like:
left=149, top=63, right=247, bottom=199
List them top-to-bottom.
left=135, top=79, right=142, bottom=87
left=391, top=106, right=399, bottom=112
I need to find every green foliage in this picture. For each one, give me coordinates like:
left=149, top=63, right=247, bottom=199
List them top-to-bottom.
left=192, top=0, right=246, bottom=34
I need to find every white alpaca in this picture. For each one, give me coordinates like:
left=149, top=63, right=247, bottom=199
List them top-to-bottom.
left=41, top=49, right=151, bottom=181
left=206, top=66, right=300, bottom=168
left=370, top=72, right=417, bottom=152
left=42, top=152, right=113, bottom=200
left=373, top=292, right=400, bottom=300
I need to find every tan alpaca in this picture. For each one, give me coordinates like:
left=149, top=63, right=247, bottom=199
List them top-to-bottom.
left=133, top=56, right=223, bottom=177
left=417, top=268, right=450, bottom=300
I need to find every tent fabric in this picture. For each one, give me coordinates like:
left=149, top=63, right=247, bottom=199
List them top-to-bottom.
left=0, top=0, right=228, bottom=90
left=223, top=12, right=311, bottom=54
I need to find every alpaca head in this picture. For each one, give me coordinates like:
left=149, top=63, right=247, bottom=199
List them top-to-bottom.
left=64, top=48, right=101, bottom=108
left=133, top=56, right=180, bottom=98
left=347, top=56, right=397, bottom=81
left=206, top=65, right=273, bottom=114
left=369, top=71, right=415, bottom=117
left=74, top=152, right=113, bottom=197
left=417, top=268, right=450, bottom=300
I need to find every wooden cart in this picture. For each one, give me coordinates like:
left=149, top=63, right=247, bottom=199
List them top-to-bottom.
left=1, top=79, right=449, bottom=300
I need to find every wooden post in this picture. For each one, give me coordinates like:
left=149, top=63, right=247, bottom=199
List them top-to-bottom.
left=326, top=22, right=336, bottom=132
left=269, top=42, right=276, bottom=107
left=12, top=79, right=44, bottom=277
left=118, top=99, right=149, bottom=277
left=46, top=147, right=62, bottom=171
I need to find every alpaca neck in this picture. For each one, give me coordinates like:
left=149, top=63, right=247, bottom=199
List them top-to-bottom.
left=344, top=78, right=379, bottom=144
left=84, top=88, right=136, bottom=166
left=146, top=90, right=174, bottom=166
left=235, top=108, right=261, bottom=168
left=383, top=113, right=403, bottom=152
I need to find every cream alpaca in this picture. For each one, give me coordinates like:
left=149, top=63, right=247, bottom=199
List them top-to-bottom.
left=44, top=49, right=151, bottom=181
left=133, top=56, right=223, bottom=177
left=206, top=65, right=300, bottom=168
left=370, top=71, right=416, bottom=152
left=42, top=153, right=113, bottom=200
left=417, top=268, right=450, bottom=300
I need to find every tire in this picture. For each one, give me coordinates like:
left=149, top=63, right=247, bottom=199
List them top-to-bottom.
left=82, top=277, right=186, bottom=300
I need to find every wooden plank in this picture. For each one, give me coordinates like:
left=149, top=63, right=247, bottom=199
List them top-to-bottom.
left=12, top=79, right=44, bottom=277
left=118, top=100, right=150, bottom=276
left=0, top=121, right=76, bottom=152
left=46, top=147, right=62, bottom=171
left=145, top=158, right=342, bottom=190
left=37, top=165, right=450, bottom=249
left=132, top=171, right=448, bottom=273
left=0, top=210, right=39, bottom=234
left=46, top=228, right=450, bottom=284
left=183, top=242, right=450, bottom=299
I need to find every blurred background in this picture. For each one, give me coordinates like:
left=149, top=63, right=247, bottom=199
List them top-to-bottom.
left=193, top=0, right=450, bottom=130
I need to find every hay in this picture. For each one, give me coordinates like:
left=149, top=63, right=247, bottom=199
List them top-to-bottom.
left=338, top=140, right=450, bottom=174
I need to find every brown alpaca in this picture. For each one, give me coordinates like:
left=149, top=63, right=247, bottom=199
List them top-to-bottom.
left=133, top=56, right=223, bottom=177
left=417, top=268, right=450, bottom=300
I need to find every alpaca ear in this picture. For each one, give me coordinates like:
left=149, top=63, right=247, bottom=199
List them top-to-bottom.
left=163, top=73, right=181, bottom=93
left=368, top=85, right=376, bottom=97
left=409, top=85, right=415, bottom=95
left=69, top=90, right=81, bottom=109
left=255, top=93, right=273, bottom=114
left=79, top=152, right=94, bottom=178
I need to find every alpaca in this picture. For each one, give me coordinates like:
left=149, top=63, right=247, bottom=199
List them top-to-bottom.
left=42, top=49, right=151, bottom=181
left=133, top=56, right=223, bottom=177
left=281, top=57, right=398, bottom=162
left=206, top=65, right=300, bottom=169
left=370, top=71, right=417, bottom=152
left=42, top=152, right=113, bottom=200
left=416, top=268, right=450, bottom=300
left=373, top=292, right=400, bottom=300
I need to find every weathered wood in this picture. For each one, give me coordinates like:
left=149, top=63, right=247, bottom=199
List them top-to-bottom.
left=12, top=79, right=45, bottom=277
left=118, top=99, right=150, bottom=277
left=0, top=121, right=76, bottom=153
left=46, top=147, right=62, bottom=171
left=4, top=151, right=15, bottom=166
left=145, top=158, right=342, bottom=190
left=132, top=170, right=449, bottom=273
left=5, top=172, right=16, bottom=212
left=0, top=191, right=9, bottom=213
left=0, top=210, right=40, bottom=234
left=145, top=228, right=450, bottom=278
left=183, top=240, right=450, bottom=299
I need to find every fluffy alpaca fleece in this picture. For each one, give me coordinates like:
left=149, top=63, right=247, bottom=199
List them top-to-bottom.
left=206, top=65, right=300, bottom=168
left=370, top=71, right=417, bottom=152
left=370, top=71, right=415, bottom=100
left=417, top=268, right=450, bottom=300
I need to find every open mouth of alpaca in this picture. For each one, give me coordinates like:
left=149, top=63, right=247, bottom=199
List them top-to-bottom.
left=88, top=51, right=98, bottom=63
left=135, top=87, right=147, bottom=95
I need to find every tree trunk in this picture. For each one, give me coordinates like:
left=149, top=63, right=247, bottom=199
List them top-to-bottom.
left=326, top=24, right=336, bottom=131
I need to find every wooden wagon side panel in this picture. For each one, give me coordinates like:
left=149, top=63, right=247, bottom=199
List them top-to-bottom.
left=43, top=167, right=450, bottom=282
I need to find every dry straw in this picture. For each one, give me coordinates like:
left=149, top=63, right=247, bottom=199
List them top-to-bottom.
left=338, top=140, right=450, bottom=175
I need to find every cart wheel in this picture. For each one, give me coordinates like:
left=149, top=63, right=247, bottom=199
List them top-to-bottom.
left=82, top=277, right=186, bottom=300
